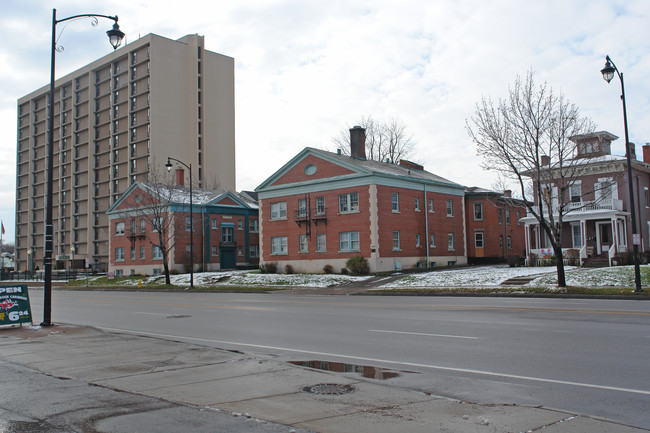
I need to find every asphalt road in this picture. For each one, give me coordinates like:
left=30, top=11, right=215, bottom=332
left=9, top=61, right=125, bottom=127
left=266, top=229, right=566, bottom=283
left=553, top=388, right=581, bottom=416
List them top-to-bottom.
left=26, top=290, right=650, bottom=429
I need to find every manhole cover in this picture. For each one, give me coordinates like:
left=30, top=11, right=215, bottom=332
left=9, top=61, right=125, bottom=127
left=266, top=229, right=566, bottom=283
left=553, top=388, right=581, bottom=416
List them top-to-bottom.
left=302, top=383, right=356, bottom=395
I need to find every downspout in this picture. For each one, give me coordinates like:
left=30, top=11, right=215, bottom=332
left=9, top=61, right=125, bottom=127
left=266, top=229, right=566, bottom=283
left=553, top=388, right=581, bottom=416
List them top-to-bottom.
left=424, top=184, right=430, bottom=267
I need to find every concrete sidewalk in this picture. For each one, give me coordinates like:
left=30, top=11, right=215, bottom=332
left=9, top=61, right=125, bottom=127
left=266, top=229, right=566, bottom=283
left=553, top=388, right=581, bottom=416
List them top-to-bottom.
left=1, top=324, right=647, bottom=433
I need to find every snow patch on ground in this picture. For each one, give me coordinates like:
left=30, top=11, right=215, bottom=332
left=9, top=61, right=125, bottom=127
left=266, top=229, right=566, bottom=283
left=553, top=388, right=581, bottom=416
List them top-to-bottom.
left=167, top=271, right=372, bottom=288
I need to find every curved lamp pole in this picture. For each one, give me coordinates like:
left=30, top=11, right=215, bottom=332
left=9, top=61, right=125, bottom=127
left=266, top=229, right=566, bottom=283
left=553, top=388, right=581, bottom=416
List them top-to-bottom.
left=42, top=9, right=125, bottom=327
left=600, top=55, right=643, bottom=293
left=166, top=157, right=194, bottom=288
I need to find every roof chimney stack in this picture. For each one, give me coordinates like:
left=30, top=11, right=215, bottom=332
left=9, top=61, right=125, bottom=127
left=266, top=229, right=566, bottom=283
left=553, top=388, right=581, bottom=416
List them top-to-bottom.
left=349, top=126, right=366, bottom=160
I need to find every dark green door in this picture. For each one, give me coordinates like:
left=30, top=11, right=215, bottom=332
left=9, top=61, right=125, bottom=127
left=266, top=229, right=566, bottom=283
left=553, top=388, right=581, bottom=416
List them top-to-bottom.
left=220, top=248, right=236, bottom=269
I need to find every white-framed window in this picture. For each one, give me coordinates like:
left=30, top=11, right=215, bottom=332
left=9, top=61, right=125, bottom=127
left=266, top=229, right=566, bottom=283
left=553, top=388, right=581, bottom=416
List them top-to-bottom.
left=595, top=177, right=617, bottom=203
left=569, top=181, right=582, bottom=203
left=645, top=187, right=649, bottom=208
left=338, top=192, right=359, bottom=213
left=392, top=193, right=399, bottom=212
left=315, top=196, right=325, bottom=215
left=415, top=197, right=420, bottom=211
left=298, top=198, right=307, bottom=217
left=428, top=199, right=434, bottom=213
left=446, top=199, right=453, bottom=217
left=270, top=201, right=287, bottom=220
left=473, top=203, right=483, bottom=221
left=498, top=208, right=503, bottom=224
left=505, top=210, right=511, bottom=225
left=185, top=216, right=192, bottom=231
left=152, top=217, right=162, bottom=232
left=238, top=219, right=243, bottom=230
left=250, top=219, right=259, bottom=232
left=115, top=222, right=125, bottom=235
left=571, top=224, right=582, bottom=247
left=222, top=226, right=234, bottom=243
left=339, top=231, right=360, bottom=252
left=392, top=231, right=400, bottom=250
left=475, top=232, right=484, bottom=248
left=317, top=233, right=327, bottom=252
left=416, top=233, right=421, bottom=247
left=447, top=233, right=455, bottom=251
left=299, top=234, right=308, bottom=253
left=430, top=234, right=435, bottom=248
left=507, top=235, right=512, bottom=250
left=271, top=236, right=288, bottom=255
left=140, top=245, right=145, bottom=260
left=152, top=245, right=163, bottom=260
left=212, top=245, right=218, bottom=256
left=250, top=245, right=259, bottom=258
left=238, top=246, right=243, bottom=256
left=115, top=247, right=124, bottom=261
left=130, top=247, right=136, bottom=260
left=152, top=268, right=161, bottom=276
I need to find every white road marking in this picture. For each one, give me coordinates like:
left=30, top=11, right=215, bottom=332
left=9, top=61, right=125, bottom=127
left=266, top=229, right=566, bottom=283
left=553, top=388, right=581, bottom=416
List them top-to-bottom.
left=101, top=326, right=650, bottom=396
left=369, top=329, right=478, bottom=339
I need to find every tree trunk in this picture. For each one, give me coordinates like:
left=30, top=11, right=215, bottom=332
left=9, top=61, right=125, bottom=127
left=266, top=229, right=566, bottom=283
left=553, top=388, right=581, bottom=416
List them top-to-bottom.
left=554, top=246, right=566, bottom=287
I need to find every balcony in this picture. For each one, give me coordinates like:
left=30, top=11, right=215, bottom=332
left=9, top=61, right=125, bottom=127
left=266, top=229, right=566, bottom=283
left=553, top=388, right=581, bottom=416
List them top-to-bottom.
left=528, top=199, right=623, bottom=217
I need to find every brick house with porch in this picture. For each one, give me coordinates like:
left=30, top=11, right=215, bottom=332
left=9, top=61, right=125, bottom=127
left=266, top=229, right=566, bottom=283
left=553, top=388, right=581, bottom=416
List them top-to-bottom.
left=255, top=126, right=467, bottom=273
left=521, top=131, right=650, bottom=266
left=107, top=176, right=258, bottom=276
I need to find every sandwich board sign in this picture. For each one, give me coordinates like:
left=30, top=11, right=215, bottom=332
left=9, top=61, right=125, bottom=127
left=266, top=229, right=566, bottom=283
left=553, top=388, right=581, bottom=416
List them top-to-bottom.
left=0, top=285, right=33, bottom=326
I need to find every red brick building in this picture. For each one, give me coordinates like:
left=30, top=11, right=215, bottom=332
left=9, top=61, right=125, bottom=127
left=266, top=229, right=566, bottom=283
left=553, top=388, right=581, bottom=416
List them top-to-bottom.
left=255, top=126, right=467, bottom=273
left=107, top=180, right=258, bottom=276
left=464, top=187, right=527, bottom=264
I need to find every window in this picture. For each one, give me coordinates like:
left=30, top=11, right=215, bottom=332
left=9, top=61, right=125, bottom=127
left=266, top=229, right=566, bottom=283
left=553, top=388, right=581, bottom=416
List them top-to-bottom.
left=569, top=182, right=582, bottom=203
left=646, top=187, right=649, bottom=208
left=338, top=192, right=359, bottom=213
left=392, top=193, right=399, bottom=212
left=316, top=196, right=325, bottom=214
left=298, top=198, right=307, bottom=217
left=415, top=198, right=420, bottom=211
left=428, top=199, right=434, bottom=213
left=446, top=199, right=453, bottom=216
left=270, top=202, right=287, bottom=220
left=473, top=203, right=483, bottom=220
left=498, top=208, right=503, bottom=224
left=505, top=210, right=511, bottom=225
left=185, top=216, right=192, bottom=231
left=212, top=218, right=218, bottom=229
left=238, top=219, right=243, bottom=230
left=250, top=219, right=259, bottom=232
left=115, top=222, right=125, bottom=235
left=571, top=224, right=582, bottom=247
left=222, top=226, right=234, bottom=243
left=339, top=231, right=360, bottom=252
left=392, top=231, right=400, bottom=250
left=475, top=232, right=484, bottom=248
left=317, top=233, right=327, bottom=252
left=416, top=233, right=421, bottom=247
left=448, top=233, right=455, bottom=251
left=299, top=234, right=308, bottom=253
left=430, top=234, right=435, bottom=248
left=499, top=235, right=503, bottom=249
left=271, top=236, right=288, bottom=255
left=507, top=236, right=512, bottom=250
left=152, top=245, right=163, bottom=260
left=250, top=245, right=259, bottom=258
left=140, top=246, right=145, bottom=260
left=212, top=246, right=218, bottom=256
left=238, top=246, right=243, bottom=256
left=115, top=247, right=124, bottom=261
left=130, top=247, right=136, bottom=260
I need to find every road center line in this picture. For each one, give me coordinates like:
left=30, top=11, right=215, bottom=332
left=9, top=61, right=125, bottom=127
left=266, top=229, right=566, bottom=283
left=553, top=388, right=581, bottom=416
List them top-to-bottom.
left=101, top=326, right=650, bottom=397
left=369, top=329, right=478, bottom=339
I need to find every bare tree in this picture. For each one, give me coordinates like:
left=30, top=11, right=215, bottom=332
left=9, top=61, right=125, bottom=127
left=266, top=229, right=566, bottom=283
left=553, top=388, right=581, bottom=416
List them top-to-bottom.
left=467, top=71, right=597, bottom=287
left=332, top=116, right=416, bottom=163
left=112, top=167, right=188, bottom=285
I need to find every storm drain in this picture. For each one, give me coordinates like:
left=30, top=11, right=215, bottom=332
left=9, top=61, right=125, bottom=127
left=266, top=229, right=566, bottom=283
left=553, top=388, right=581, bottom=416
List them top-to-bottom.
left=302, top=383, right=356, bottom=395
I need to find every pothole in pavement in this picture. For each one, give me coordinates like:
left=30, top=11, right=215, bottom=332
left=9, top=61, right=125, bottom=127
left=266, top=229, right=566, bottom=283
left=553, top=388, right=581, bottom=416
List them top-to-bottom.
left=290, top=360, right=418, bottom=380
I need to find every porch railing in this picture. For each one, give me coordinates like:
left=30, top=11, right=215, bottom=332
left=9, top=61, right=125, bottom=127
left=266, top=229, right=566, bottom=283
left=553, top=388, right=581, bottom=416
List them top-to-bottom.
left=527, top=199, right=623, bottom=217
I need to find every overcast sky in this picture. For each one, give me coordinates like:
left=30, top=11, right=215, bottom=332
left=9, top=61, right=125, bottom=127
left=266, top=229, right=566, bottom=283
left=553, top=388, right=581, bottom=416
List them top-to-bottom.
left=1, top=0, right=648, bottom=242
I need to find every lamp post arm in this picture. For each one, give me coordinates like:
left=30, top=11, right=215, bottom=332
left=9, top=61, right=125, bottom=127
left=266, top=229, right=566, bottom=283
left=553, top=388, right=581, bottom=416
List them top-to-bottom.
left=55, top=13, right=120, bottom=25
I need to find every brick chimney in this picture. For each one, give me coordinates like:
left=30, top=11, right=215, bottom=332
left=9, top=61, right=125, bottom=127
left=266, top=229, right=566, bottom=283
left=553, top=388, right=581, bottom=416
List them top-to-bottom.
left=349, top=126, right=366, bottom=160
left=629, top=142, right=637, bottom=160
left=643, top=143, right=650, bottom=164
left=541, top=155, right=550, bottom=166
left=399, top=159, right=424, bottom=171
left=175, top=168, right=185, bottom=186
left=504, top=190, right=512, bottom=198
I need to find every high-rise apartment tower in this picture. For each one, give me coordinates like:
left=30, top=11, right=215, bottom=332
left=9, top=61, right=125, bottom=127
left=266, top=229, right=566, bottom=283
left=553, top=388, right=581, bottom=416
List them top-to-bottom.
left=15, top=34, right=235, bottom=272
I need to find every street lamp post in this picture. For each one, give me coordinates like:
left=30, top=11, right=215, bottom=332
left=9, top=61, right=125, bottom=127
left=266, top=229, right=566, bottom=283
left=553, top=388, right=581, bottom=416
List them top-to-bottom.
left=43, top=9, right=125, bottom=326
left=600, top=55, right=643, bottom=293
left=166, top=157, right=194, bottom=288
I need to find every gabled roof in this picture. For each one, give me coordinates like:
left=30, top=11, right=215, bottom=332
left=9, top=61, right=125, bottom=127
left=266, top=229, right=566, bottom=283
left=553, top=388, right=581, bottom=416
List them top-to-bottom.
left=256, top=147, right=464, bottom=193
